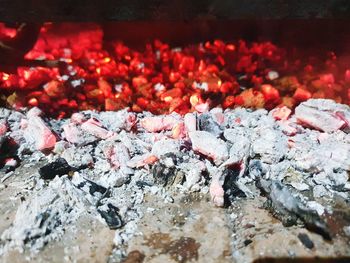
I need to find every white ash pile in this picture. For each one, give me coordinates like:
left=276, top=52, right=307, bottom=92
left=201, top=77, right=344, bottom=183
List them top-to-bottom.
left=0, top=98, right=350, bottom=254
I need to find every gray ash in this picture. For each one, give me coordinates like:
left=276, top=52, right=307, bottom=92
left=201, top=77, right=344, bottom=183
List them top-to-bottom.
left=0, top=98, right=349, bottom=256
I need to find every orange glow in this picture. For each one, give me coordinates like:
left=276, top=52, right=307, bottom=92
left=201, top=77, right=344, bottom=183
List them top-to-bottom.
left=0, top=24, right=348, bottom=116
left=226, top=44, right=235, bottom=51
left=104, top=57, right=111, bottom=63
left=23, top=70, right=31, bottom=80
left=2, top=73, right=9, bottom=81
left=190, top=94, right=200, bottom=106
left=163, top=96, right=173, bottom=102
left=28, top=98, right=39, bottom=106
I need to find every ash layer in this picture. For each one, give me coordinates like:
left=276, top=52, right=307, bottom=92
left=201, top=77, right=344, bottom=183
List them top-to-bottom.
left=0, top=99, right=349, bottom=259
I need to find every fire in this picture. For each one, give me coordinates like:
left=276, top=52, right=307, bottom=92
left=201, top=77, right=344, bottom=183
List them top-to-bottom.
left=0, top=23, right=349, bottom=117
left=104, top=57, right=111, bottom=63
left=2, top=73, right=9, bottom=81
left=190, top=94, right=200, bottom=107
left=163, top=96, right=173, bottom=102
left=28, top=98, right=39, bottom=106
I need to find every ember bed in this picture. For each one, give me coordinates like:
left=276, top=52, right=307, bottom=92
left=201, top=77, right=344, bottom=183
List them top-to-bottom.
left=0, top=3, right=350, bottom=262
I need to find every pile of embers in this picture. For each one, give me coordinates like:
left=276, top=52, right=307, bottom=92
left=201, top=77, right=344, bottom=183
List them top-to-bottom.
left=1, top=23, right=350, bottom=118
left=0, top=98, right=350, bottom=254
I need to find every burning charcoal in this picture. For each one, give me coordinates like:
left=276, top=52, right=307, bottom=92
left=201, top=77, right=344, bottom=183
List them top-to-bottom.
left=295, top=99, right=349, bottom=132
left=195, top=102, right=210, bottom=113
left=198, top=113, right=223, bottom=137
left=22, top=115, right=57, bottom=151
left=140, top=115, right=178, bottom=133
left=81, top=118, right=114, bottom=139
left=171, top=122, right=186, bottom=139
left=189, top=131, right=228, bottom=165
left=39, top=158, right=75, bottom=180
left=258, top=179, right=331, bottom=239
left=97, top=203, right=123, bottom=230
left=297, top=233, right=314, bottom=249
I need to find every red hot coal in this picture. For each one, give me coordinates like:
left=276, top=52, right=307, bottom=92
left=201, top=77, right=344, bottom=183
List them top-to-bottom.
left=0, top=23, right=349, bottom=118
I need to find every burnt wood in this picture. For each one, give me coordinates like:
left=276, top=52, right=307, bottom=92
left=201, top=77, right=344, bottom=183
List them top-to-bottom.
left=0, top=0, right=350, bottom=21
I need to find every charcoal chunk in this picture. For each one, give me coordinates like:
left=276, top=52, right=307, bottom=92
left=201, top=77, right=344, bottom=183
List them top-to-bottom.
left=152, top=154, right=184, bottom=187
left=39, top=158, right=75, bottom=180
left=152, top=163, right=177, bottom=187
left=223, top=167, right=246, bottom=206
left=75, top=178, right=108, bottom=196
left=258, top=179, right=331, bottom=240
left=135, top=180, right=153, bottom=189
left=97, top=203, right=123, bottom=230
left=298, top=233, right=314, bottom=249
left=243, top=239, right=253, bottom=246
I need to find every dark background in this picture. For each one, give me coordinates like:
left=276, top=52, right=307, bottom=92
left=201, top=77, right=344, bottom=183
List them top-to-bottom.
left=1, top=0, right=350, bottom=21
left=1, top=1, right=350, bottom=54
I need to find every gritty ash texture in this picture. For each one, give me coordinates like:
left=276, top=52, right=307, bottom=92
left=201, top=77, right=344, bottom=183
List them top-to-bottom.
left=0, top=99, right=349, bottom=257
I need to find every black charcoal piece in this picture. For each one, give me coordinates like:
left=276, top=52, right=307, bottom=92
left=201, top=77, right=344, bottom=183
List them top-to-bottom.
left=152, top=153, right=184, bottom=187
left=39, top=158, right=75, bottom=180
left=152, top=163, right=177, bottom=187
left=223, top=167, right=246, bottom=206
left=75, top=178, right=108, bottom=196
left=258, top=179, right=331, bottom=240
left=135, top=180, right=153, bottom=189
left=97, top=204, right=123, bottom=230
left=297, top=233, right=314, bottom=249
left=243, top=239, right=253, bottom=246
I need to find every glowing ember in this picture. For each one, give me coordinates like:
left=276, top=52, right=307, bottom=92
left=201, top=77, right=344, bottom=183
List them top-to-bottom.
left=0, top=23, right=349, bottom=117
